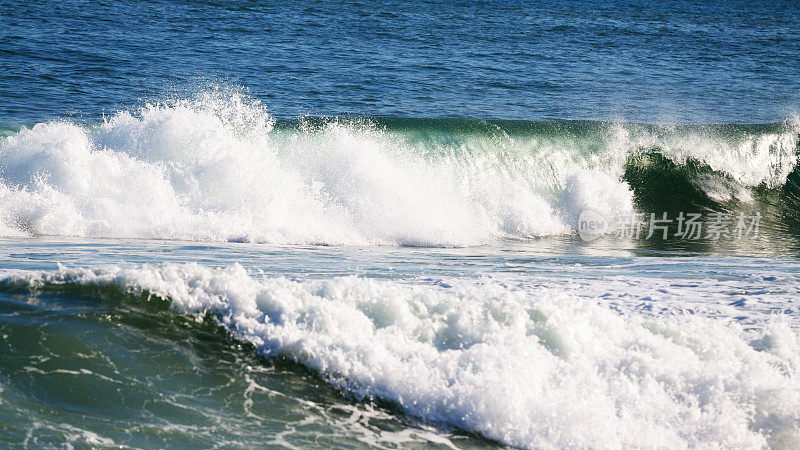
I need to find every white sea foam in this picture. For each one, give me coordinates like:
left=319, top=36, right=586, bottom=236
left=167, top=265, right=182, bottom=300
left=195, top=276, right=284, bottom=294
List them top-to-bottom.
left=0, top=91, right=797, bottom=245
left=615, top=118, right=800, bottom=189
left=3, top=263, right=799, bottom=449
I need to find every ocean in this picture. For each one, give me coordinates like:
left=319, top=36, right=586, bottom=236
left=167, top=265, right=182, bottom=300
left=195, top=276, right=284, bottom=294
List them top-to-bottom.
left=1, top=0, right=799, bottom=448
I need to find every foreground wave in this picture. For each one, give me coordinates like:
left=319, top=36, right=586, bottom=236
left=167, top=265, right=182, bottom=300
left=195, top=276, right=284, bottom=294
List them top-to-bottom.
left=0, top=90, right=798, bottom=245
left=2, top=263, right=799, bottom=448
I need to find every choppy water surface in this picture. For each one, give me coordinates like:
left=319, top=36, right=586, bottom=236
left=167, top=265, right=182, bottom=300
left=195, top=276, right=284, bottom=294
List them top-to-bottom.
left=1, top=0, right=799, bottom=123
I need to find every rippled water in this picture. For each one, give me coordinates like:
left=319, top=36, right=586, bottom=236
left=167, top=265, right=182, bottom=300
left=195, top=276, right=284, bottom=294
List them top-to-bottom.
left=2, top=0, right=799, bottom=123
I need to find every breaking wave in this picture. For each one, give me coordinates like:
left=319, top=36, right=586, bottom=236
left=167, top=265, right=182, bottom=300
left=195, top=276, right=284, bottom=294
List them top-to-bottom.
left=0, top=89, right=797, bottom=246
left=2, top=263, right=799, bottom=448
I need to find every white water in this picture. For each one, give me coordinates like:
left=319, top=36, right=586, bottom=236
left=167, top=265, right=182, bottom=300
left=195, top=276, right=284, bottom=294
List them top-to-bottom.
left=0, top=91, right=797, bottom=245
left=3, top=262, right=799, bottom=449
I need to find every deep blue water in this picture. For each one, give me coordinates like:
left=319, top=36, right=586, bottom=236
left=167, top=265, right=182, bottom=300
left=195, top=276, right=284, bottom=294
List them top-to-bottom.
left=1, top=0, right=799, bottom=123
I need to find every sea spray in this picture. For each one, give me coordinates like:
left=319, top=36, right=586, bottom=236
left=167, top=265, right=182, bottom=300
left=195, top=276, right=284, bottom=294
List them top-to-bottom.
left=0, top=91, right=797, bottom=245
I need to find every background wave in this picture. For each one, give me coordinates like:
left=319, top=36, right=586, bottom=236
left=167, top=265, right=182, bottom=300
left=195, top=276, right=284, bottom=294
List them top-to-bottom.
left=0, top=89, right=797, bottom=246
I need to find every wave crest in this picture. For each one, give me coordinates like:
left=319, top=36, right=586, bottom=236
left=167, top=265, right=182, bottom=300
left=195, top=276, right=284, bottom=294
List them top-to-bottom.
left=0, top=91, right=797, bottom=245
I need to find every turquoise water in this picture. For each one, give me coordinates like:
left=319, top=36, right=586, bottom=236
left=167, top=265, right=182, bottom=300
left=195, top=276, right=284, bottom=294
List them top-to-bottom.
left=2, top=0, right=800, bottom=448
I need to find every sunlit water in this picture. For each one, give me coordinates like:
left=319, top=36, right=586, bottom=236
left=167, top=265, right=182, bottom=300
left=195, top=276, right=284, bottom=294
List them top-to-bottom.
left=2, top=0, right=800, bottom=448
